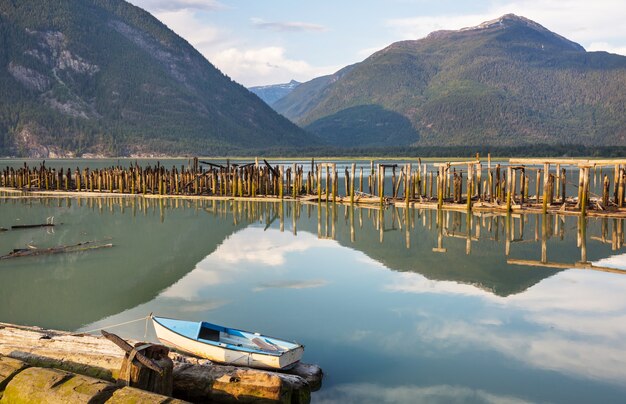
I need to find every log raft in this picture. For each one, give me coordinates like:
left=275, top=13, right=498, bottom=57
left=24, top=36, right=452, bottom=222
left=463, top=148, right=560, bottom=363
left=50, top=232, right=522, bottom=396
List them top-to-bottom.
left=3, top=156, right=626, bottom=217
left=0, top=322, right=322, bottom=404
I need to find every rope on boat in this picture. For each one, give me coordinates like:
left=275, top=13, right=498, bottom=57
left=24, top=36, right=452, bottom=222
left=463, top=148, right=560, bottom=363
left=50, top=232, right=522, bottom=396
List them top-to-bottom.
left=78, top=315, right=151, bottom=335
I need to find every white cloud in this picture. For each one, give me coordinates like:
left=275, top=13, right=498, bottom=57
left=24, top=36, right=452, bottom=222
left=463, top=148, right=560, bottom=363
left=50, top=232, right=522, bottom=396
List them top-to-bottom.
left=130, top=0, right=224, bottom=12
left=385, top=0, right=626, bottom=55
left=138, top=8, right=339, bottom=86
left=153, top=9, right=224, bottom=50
left=251, top=18, right=327, bottom=33
left=588, top=42, right=626, bottom=56
left=210, top=46, right=342, bottom=87
left=161, top=228, right=338, bottom=299
left=252, top=279, right=328, bottom=292
left=315, top=383, right=532, bottom=404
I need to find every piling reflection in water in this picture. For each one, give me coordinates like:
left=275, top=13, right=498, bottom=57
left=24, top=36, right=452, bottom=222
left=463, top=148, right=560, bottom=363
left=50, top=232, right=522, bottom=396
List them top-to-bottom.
left=3, top=194, right=624, bottom=277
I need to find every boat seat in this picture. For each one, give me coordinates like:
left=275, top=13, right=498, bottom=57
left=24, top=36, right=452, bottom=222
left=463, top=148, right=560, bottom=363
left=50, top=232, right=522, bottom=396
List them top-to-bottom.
left=198, top=326, right=220, bottom=342
left=252, top=337, right=279, bottom=351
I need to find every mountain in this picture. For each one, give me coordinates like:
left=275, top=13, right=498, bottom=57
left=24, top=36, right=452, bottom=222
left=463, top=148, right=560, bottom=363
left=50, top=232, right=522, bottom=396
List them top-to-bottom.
left=0, top=0, right=312, bottom=157
left=274, top=14, right=626, bottom=148
left=249, top=80, right=300, bottom=106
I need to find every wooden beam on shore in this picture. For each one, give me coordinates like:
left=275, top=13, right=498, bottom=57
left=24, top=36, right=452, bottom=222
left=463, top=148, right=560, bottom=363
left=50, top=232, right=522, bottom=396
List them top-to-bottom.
left=510, top=158, right=626, bottom=167
left=433, top=160, right=480, bottom=167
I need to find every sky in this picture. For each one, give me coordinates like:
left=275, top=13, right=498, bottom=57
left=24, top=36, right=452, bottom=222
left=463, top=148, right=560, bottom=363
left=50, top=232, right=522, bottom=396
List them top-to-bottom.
left=128, top=0, right=626, bottom=87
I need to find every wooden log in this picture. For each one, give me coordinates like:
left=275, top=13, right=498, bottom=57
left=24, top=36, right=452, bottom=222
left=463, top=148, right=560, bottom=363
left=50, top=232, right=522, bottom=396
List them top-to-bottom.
left=1, top=241, right=112, bottom=260
left=1, top=366, right=119, bottom=403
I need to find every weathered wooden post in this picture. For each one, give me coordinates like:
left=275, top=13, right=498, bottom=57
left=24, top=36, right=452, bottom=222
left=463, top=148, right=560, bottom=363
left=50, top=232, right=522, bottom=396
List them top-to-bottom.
left=487, top=153, right=493, bottom=202
left=476, top=162, right=482, bottom=200
left=351, top=163, right=356, bottom=205
left=405, top=163, right=411, bottom=207
left=495, top=163, right=501, bottom=201
left=542, top=163, right=550, bottom=213
left=555, top=163, right=561, bottom=201
left=317, top=164, right=322, bottom=203
left=332, top=164, right=338, bottom=203
left=379, top=164, right=385, bottom=206
left=467, top=164, right=473, bottom=212
left=614, top=164, right=620, bottom=204
left=391, top=165, right=397, bottom=198
left=279, top=166, right=284, bottom=199
left=437, top=166, right=444, bottom=209
left=506, top=166, right=512, bottom=212
left=359, top=167, right=363, bottom=194
left=580, top=167, right=589, bottom=216
left=519, top=168, right=526, bottom=206
left=561, top=168, right=566, bottom=203
left=577, top=168, right=584, bottom=209
left=617, top=168, right=624, bottom=208
left=534, top=169, right=540, bottom=204
left=603, top=175, right=610, bottom=207
left=102, top=331, right=173, bottom=396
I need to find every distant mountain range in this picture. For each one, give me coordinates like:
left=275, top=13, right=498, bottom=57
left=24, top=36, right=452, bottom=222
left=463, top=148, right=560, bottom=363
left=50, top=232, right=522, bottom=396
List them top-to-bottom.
left=0, top=0, right=311, bottom=157
left=273, top=14, right=626, bottom=148
left=249, top=80, right=300, bottom=105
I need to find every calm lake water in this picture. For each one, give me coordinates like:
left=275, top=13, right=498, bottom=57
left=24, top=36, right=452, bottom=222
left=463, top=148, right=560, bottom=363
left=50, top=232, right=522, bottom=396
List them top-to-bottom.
left=2, top=194, right=626, bottom=403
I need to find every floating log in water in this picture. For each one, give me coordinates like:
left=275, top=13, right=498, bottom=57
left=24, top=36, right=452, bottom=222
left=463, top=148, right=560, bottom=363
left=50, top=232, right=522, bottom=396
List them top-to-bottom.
left=10, top=223, right=55, bottom=229
left=0, top=240, right=113, bottom=260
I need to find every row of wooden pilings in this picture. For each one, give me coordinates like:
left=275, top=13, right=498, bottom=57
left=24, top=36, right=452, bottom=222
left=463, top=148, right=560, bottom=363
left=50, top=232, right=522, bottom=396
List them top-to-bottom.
left=3, top=156, right=626, bottom=216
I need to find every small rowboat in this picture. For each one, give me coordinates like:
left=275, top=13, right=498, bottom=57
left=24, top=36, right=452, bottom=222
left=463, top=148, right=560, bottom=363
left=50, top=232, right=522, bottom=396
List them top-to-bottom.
left=151, top=315, right=304, bottom=370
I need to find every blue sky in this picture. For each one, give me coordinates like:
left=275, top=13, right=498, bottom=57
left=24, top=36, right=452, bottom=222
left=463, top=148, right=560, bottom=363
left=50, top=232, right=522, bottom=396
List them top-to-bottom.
left=129, top=0, right=626, bottom=87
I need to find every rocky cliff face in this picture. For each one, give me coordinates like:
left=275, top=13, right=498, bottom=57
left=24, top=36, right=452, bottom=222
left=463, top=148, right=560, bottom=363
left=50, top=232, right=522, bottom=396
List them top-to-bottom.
left=0, top=0, right=311, bottom=157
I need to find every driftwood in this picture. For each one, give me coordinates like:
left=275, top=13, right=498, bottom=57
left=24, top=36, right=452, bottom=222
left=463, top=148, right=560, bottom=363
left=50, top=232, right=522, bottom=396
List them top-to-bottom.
left=200, top=161, right=225, bottom=169
left=11, top=223, right=55, bottom=229
left=0, top=240, right=112, bottom=260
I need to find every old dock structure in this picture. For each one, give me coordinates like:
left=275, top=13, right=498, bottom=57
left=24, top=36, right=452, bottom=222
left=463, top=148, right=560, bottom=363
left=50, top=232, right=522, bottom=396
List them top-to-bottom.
left=3, top=156, right=626, bottom=217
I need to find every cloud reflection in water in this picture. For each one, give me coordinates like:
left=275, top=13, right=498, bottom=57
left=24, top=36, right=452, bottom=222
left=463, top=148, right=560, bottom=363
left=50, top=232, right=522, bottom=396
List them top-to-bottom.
left=380, top=253, right=626, bottom=385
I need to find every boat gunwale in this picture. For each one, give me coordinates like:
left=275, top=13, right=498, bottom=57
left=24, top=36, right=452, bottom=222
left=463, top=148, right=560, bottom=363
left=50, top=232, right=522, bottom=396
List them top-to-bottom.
left=151, top=315, right=302, bottom=357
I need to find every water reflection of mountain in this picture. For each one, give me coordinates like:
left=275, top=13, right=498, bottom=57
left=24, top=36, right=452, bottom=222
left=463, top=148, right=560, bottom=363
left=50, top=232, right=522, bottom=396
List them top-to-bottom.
left=0, top=198, right=249, bottom=330
left=290, top=205, right=562, bottom=297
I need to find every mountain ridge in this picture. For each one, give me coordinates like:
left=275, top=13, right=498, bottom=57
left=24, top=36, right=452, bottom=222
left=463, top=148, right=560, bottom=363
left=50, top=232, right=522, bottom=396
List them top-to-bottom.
left=274, top=14, right=626, bottom=148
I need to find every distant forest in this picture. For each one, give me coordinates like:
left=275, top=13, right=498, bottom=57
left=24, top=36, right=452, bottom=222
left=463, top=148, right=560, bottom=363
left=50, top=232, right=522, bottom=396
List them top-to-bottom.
left=217, top=144, right=626, bottom=158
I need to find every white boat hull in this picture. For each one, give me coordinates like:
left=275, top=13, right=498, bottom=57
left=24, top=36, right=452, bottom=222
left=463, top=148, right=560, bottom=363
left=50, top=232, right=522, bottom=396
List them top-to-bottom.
left=153, top=318, right=303, bottom=370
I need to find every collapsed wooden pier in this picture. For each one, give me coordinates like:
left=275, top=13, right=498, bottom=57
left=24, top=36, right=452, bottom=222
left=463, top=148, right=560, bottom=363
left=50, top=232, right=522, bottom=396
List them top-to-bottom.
left=3, top=156, right=626, bottom=217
